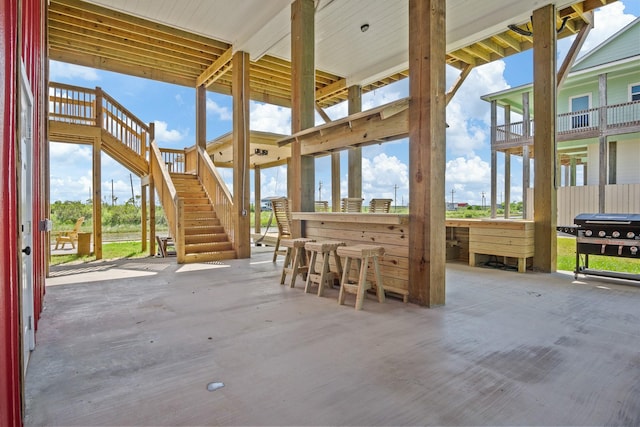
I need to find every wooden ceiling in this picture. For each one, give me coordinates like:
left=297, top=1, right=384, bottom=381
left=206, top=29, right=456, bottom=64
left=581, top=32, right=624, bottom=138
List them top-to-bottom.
left=48, top=0, right=617, bottom=109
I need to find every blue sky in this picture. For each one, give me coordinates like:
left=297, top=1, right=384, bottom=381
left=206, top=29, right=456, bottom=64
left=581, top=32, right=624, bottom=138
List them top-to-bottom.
left=49, top=1, right=639, bottom=207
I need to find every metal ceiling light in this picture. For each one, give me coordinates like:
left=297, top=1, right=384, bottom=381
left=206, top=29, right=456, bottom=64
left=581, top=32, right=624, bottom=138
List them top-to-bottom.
left=360, top=23, right=369, bottom=32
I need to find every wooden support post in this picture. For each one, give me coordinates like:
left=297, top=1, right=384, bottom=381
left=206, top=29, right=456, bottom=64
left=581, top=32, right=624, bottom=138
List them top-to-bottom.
left=291, top=0, right=316, bottom=234
left=408, top=0, right=446, bottom=307
left=532, top=4, right=557, bottom=272
left=232, top=51, right=251, bottom=258
left=598, top=73, right=607, bottom=213
left=196, top=85, right=207, bottom=152
left=347, top=85, right=362, bottom=199
left=522, top=92, right=531, bottom=219
left=490, top=100, right=497, bottom=218
left=504, top=104, right=511, bottom=218
left=149, top=122, right=156, bottom=257
left=92, top=136, right=102, bottom=260
left=331, top=153, right=340, bottom=212
left=504, top=153, right=511, bottom=218
left=570, top=157, right=577, bottom=186
left=254, top=166, right=261, bottom=235
left=149, top=179, right=156, bottom=257
left=141, top=181, right=147, bottom=252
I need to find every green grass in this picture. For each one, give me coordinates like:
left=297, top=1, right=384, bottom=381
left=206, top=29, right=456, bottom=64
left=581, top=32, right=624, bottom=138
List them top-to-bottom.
left=557, top=236, right=640, bottom=274
left=51, top=241, right=149, bottom=266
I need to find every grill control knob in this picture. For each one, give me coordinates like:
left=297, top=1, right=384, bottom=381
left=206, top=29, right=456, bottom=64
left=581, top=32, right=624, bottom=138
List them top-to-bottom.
left=585, top=230, right=593, bottom=237
left=598, top=230, right=606, bottom=237
left=612, top=231, right=620, bottom=238
left=628, top=232, right=636, bottom=239
left=631, top=246, right=638, bottom=255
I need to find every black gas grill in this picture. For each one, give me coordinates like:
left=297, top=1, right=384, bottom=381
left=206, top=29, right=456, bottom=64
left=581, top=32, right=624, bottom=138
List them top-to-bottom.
left=558, top=213, right=640, bottom=281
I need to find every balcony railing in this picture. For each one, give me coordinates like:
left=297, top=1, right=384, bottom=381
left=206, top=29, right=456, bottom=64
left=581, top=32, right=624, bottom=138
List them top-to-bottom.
left=494, top=100, right=640, bottom=148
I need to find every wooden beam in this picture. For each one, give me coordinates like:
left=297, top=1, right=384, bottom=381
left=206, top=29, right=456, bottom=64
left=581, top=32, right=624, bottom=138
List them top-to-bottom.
left=290, top=0, right=316, bottom=223
left=408, top=0, right=446, bottom=307
left=532, top=4, right=557, bottom=272
left=557, top=11, right=593, bottom=89
left=493, top=32, right=522, bottom=52
left=197, top=46, right=233, bottom=88
left=232, top=51, right=251, bottom=258
left=445, top=63, right=472, bottom=105
left=598, top=73, right=607, bottom=213
left=315, top=78, right=347, bottom=102
left=196, top=85, right=206, bottom=151
left=347, top=85, right=362, bottom=199
left=522, top=92, right=531, bottom=219
left=490, top=100, right=498, bottom=218
left=315, top=103, right=332, bottom=123
left=504, top=105, right=511, bottom=218
left=149, top=122, right=156, bottom=257
left=92, top=136, right=102, bottom=260
left=331, top=152, right=340, bottom=212
left=254, top=165, right=261, bottom=235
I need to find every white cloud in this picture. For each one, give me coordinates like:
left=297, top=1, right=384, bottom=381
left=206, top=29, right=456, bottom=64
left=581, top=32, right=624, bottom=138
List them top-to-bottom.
left=49, top=62, right=100, bottom=82
left=175, top=94, right=184, bottom=106
left=206, top=97, right=232, bottom=121
left=250, top=102, right=291, bottom=135
left=153, top=120, right=186, bottom=143
left=361, top=153, right=409, bottom=201
left=445, top=156, right=493, bottom=204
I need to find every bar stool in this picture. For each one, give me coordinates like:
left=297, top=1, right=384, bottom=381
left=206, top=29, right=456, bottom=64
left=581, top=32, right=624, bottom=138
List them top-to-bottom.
left=280, top=238, right=315, bottom=288
left=304, top=240, right=346, bottom=296
left=336, top=244, right=385, bottom=310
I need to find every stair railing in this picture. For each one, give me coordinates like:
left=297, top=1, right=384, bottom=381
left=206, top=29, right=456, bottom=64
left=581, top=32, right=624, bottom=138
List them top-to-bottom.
left=99, top=89, right=149, bottom=159
left=150, top=140, right=186, bottom=262
left=196, top=146, right=236, bottom=247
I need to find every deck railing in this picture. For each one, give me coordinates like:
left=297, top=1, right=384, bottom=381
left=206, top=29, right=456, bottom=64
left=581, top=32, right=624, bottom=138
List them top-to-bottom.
left=49, top=82, right=150, bottom=160
left=495, top=100, right=640, bottom=148
left=196, top=146, right=236, bottom=248
left=158, top=148, right=187, bottom=173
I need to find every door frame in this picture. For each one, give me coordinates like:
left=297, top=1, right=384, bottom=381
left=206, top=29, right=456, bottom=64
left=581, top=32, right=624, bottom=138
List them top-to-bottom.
left=18, top=59, right=35, bottom=377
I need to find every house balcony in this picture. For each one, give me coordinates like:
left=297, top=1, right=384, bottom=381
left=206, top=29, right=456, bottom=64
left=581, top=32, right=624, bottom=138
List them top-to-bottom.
left=494, top=100, right=640, bottom=151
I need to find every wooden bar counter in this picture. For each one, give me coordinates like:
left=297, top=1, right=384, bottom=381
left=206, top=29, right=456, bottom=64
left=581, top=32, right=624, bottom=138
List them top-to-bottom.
left=292, top=212, right=410, bottom=300
left=292, top=214, right=535, bottom=297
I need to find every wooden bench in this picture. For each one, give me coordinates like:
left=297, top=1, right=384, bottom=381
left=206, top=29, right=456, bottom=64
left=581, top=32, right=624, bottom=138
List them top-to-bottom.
left=304, top=240, right=346, bottom=296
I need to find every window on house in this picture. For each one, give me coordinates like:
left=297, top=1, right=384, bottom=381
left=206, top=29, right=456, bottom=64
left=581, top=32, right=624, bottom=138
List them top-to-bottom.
left=630, top=83, right=640, bottom=102
left=570, top=94, right=590, bottom=129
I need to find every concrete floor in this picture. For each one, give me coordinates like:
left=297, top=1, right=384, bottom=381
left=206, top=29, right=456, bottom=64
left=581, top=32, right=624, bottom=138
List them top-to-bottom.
left=25, top=247, right=640, bottom=426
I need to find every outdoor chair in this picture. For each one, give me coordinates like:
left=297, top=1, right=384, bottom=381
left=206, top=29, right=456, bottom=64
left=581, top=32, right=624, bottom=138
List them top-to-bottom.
left=271, top=197, right=293, bottom=262
left=341, top=197, right=363, bottom=213
left=369, top=198, right=393, bottom=213
left=54, top=217, right=85, bottom=250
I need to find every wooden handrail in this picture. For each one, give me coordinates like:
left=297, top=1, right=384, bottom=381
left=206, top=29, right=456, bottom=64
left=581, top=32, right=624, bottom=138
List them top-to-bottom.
left=150, top=140, right=183, bottom=257
left=196, top=146, right=236, bottom=248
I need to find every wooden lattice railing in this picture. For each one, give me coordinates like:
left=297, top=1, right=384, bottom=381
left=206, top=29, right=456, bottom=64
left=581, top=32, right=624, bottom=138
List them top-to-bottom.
left=49, top=82, right=150, bottom=160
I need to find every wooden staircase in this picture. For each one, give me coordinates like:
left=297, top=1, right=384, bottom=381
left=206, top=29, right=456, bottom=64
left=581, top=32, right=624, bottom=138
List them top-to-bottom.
left=171, top=173, right=236, bottom=262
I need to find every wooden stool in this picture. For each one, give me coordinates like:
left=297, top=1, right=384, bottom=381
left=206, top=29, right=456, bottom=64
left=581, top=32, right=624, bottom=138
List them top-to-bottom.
left=280, top=238, right=315, bottom=288
left=304, top=240, right=346, bottom=296
left=336, top=245, right=385, bottom=310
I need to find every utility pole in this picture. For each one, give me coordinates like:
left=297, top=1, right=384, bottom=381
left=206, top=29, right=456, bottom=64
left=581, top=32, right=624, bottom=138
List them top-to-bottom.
left=129, top=174, right=135, bottom=205
left=111, top=179, right=114, bottom=206
left=318, top=180, right=323, bottom=201
left=394, top=184, right=398, bottom=212
left=450, top=188, right=455, bottom=209
left=481, top=191, right=486, bottom=209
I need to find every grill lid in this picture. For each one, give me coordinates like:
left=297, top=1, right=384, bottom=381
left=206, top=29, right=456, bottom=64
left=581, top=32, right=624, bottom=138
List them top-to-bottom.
left=574, top=213, right=640, bottom=225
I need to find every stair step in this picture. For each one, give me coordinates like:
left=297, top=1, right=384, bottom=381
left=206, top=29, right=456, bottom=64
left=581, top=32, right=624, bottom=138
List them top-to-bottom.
left=181, top=197, right=211, bottom=204
left=184, top=205, right=214, bottom=212
left=184, top=211, right=218, bottom=219
left=184, top=225, right=224, bottom=234
left=185, top=233, right=229, bottom=244
left=185, top=241, right=233, bottom=253
left=182, top=250, right=237, bottom=263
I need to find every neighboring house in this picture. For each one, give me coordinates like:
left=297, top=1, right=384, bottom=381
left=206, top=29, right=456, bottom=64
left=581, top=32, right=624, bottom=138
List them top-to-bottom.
left=482, top=17, right=640, bottom=225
